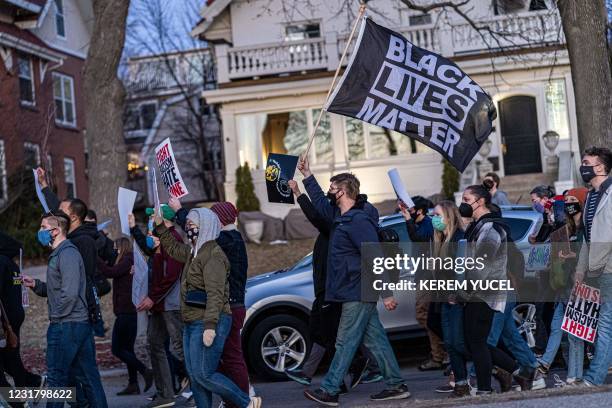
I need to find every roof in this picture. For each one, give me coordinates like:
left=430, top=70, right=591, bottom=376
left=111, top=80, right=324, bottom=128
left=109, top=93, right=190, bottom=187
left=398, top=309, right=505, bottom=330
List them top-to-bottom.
left=191, top=0, right=231, bottom=38
left=0, top=21, right=63, bottom=62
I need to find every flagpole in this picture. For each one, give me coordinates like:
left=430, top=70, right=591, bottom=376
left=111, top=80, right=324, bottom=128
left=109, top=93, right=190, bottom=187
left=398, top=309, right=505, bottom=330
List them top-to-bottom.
left=303, top=2, right=367, bottom=158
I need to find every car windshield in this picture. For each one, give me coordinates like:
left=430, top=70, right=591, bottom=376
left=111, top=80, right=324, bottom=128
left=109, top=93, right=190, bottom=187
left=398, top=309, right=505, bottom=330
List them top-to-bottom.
left=287, top=253, right=313, bottom=272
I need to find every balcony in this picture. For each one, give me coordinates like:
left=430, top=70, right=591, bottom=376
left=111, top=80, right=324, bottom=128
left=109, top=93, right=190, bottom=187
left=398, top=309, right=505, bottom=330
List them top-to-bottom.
left=215, top=9, right=564, bottom=84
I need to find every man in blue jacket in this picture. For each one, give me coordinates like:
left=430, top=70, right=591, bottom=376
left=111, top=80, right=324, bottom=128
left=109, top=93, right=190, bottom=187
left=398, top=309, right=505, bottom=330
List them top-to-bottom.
left=298, top=156, right=410, bottom=406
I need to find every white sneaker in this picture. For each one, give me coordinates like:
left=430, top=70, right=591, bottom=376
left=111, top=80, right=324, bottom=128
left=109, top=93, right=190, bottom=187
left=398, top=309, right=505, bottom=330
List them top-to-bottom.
left=248, top=396, right=262, bottom=408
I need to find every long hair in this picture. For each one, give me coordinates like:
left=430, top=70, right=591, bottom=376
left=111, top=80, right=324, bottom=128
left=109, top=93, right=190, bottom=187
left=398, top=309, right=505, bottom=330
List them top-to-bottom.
left=433, top=201, right=461, bottom=258
left=114, top=237, right=132, bottom=265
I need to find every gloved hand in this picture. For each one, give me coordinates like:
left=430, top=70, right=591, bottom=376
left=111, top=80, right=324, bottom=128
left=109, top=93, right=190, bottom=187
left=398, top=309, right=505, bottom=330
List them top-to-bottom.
left=203, top=329, right=216, bottom=347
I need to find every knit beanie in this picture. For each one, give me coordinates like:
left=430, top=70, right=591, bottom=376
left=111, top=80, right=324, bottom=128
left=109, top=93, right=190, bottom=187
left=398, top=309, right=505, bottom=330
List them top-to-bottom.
left=565, top=188, right=588, bottom=207
left=210, top=202, right=238, bottom=226
left=145, top=204, right=176, bottom=221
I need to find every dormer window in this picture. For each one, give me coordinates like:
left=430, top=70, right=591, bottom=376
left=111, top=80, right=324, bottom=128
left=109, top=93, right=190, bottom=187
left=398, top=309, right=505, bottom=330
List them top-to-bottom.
left=55, top=0, right=66, bottom=38
left=285, top=22, right=321, bottom=41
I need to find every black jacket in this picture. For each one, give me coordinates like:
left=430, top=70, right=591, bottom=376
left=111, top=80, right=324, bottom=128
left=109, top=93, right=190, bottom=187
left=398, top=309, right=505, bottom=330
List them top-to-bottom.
left=297, top=194, right=329, bottom=299
left=175, top=207, right=248, bottom=306
left=0, top=231, right=25, bottom=329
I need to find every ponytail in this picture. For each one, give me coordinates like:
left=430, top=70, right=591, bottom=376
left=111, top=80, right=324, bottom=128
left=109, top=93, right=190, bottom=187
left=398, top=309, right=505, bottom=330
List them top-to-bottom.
left=466, top=184, right=493, bottom=211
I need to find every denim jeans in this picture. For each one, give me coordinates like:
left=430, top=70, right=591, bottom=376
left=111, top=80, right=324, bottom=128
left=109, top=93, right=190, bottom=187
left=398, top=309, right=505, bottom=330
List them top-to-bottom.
left=584, top=273, right=612, bottom=385
left=488, top=301, right=538, bottom=369
left=321, top=302, right=404, bottom=395
left=540, top=302, right=566, bottom=366
left=441, top=303, right=467, bottom=382
left=148, top=310, right=185, bottom=399
left=183, top=315, right=250, bottom=408
left=46, top=321, right=107, bottom=408
left=567, top=334, right=584, bottom=379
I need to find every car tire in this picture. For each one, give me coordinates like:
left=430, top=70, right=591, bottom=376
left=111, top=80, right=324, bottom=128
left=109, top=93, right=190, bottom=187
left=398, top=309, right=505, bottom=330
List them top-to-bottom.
left=247, top=314, right=310, bottom=380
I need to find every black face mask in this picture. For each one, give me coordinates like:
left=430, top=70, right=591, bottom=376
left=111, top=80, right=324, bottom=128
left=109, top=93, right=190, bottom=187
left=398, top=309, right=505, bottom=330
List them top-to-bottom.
left=579, top=165, right=597, bottom=183
left=327, top=191, right=341, bottom=206
left=458, top=202, right=474, bottom=218
left=565, top=202, right=581, bottom=216
left=410, top=210, right=419, bottom=221
left=186, top=226, right=199, bottom=244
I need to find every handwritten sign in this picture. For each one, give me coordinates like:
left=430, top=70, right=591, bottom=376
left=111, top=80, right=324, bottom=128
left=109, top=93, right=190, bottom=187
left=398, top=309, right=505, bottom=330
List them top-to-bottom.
left=154, top=138, right=188, bottom=198
left=526, top=244, right=551, bottom=271
left=561, top=282, right=600, bottom=343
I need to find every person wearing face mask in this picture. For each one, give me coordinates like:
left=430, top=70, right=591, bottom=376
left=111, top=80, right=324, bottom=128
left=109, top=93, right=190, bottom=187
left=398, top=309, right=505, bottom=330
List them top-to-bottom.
left=573, top=147, right=612, bottom=387
left=297, top=156, right=410, bottom=405
left=483, top=172, right=511, bottom=206
left=459, top=185, right=519, bottom=395
left=529, top=185, right=559, bottom=244
left=399, top=197, right=447, bottom=371
left=131, top=206, right=188, bottom=408
left=153, top=208, right=262, bottom=408
left=22, top=212, right=107, bottom=408
left=97, top=238, right=153, bottom=396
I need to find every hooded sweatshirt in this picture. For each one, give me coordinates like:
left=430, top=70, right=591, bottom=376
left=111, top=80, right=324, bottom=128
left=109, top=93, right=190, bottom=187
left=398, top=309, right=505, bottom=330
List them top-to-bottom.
left=155, top=208, right=231, bottom=328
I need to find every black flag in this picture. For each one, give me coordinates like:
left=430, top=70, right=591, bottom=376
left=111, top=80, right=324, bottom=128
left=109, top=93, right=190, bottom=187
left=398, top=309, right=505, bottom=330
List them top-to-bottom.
left=326, top=17, right=496, bottom=172
left=265, top=153, right=299, bottom=204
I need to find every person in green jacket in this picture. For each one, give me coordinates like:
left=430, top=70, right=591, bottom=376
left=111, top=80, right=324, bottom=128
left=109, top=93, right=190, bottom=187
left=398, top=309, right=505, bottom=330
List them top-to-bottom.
left=154, top=207, right=261, bottom=408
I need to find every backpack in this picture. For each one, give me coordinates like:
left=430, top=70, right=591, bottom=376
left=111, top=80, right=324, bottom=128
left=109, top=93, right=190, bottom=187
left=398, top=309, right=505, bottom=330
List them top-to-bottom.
left=477, top=218, right=526, bottom=284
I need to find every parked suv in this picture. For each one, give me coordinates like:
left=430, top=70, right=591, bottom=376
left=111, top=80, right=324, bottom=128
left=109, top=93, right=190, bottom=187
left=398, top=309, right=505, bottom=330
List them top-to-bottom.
left=242, top=206, right=543, bottom=379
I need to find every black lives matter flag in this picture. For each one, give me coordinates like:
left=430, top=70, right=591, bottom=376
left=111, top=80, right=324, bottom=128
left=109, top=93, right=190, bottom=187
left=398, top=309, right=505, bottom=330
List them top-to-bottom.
left=326, top=18, right=496, bottom=172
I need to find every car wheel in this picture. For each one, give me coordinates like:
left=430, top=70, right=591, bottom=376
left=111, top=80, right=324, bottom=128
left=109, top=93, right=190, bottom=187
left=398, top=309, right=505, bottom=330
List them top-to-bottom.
left=513, top=303, right=537, bottom=348
left=247, top=314, right=309, bottom=380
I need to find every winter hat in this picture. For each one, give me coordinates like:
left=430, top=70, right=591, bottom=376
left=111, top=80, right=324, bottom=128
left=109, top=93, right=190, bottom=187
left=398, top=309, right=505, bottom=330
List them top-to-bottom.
left=565, top=188, right=588, bottom=207
left=210, top=202, right=238, bottom=226
left=145, top=205, right=176, bottom=221
left=186, top=208, right=221, bottom=253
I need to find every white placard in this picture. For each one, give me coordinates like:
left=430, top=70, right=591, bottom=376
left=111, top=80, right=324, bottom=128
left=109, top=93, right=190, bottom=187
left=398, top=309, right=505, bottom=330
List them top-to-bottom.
left=154, top=138, right=189, bottom=198
left=152, top=167, right=161, bottom=217
left=387, top=168, right=415, bottom=208
left=33, top=169, right=50, bottom=213
left=118, top=187, right=138, bottom=236
left=131, top=245, right=149, bottom=337
left=561, top=282, right=600, bottom=343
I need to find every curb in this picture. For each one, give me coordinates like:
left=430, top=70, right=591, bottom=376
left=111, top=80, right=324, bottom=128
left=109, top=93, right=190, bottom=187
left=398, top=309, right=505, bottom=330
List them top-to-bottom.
left=100, top=368, right=127, bottom=379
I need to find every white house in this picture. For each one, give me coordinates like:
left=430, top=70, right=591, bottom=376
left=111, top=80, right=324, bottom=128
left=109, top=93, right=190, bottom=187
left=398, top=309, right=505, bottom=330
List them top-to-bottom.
left=193, top=0, right=578, bottom=216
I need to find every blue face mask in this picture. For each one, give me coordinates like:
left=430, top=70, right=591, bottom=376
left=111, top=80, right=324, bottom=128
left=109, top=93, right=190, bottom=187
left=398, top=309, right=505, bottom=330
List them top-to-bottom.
left=533, top=202, right=545, bottom=214
left=431, top=215, right=446, bottom=232
left=37, top=229, right=53, bottom=247
left=146, top=236, right=155, bottom=249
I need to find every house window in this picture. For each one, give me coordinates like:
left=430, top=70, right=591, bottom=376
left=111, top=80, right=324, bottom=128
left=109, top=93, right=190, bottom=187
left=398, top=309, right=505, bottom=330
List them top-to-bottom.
left=55, top=0, right=65, bottom=37
left=409, top=14, right=432, bottom=26
left=285, top=22, right=321, bottom=41
left=18, top=54, right=35, bottom=104
left=53, top=73, right=76, bottom=126
left=545, top=79, right=570, bottom=139
left=125, top=102, right=157, bottom=132
left=236, top=108, right=333, bottom=169
left=345, top=119, right=431, bottom=161
left=0, top=140, right=6, bottom=203
left=23, top=143, right=40, bottom=169
left=64, top=158, right=76, bottom=198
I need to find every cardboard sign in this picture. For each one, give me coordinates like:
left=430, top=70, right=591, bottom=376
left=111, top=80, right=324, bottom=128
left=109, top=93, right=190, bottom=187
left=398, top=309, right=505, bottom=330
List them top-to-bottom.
left=154, top=138, right=189, bottom=198
left=266, top=153, right=299, bottom=204
left=388, top=168, right=415, bottom=208
left=33, top=169, right=50, bottom=213
left=118, top=187, right=138, bottom=236
left=550, top=225, right=570, bottom=255
left=525, top=243, right=551, bottom=271
left=561, top=282, right=600, bottom=343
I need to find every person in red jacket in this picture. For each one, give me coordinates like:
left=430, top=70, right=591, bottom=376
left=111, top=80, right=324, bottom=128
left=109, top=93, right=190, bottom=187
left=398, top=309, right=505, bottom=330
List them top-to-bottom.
left=135, top=207, right=187, bottom=407
left=98, top=238, right=153, bottom=396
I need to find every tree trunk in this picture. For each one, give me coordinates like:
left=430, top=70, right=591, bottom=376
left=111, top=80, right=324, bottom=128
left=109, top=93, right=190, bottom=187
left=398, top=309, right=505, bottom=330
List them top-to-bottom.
left=83, top=0, right=130, bottom=237
left=558, top=0, right=612, bottom=150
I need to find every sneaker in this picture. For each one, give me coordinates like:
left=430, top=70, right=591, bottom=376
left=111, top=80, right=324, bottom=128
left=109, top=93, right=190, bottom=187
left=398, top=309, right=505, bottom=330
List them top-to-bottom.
left=349, top=357, right=370, bottom=389
left=418, top=359, right=444, bottom=371
left=537, top=361, right=549, bottom=375
left=492, top=367, right=513, bottom=393
left=513, top=367, right=534, bottom=391
left=285, top=368, right=312, bottom=386
left=142, top=369, right=154, bottom=392
left=360, top=370, right=383, bottom=384
left=531, top=370, right=546, bottom=390
left=117, top=382, right=140, bottom=396
left=449, top=383, right=470, bottom=398
left=370, top=384, right=411, bottom=401
left=435, top=384, right=454, bottom=393
left=303, top=388, right=339, bottom=407
left=475, top=390, right=493, bottom=396
left=248, top=396, right=262, bottom=408
left=143, top=397, right=175, bottom=408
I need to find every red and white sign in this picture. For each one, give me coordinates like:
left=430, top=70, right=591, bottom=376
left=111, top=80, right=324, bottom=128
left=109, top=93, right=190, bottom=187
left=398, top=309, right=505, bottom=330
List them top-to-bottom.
left=154, top=138, right=189, bottom=198
left=561, top=282, right=600, bottom=343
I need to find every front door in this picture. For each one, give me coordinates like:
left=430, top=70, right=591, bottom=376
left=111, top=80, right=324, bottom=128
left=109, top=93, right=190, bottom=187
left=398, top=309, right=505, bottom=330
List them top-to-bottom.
left=499, top=95, right=542, bottom=175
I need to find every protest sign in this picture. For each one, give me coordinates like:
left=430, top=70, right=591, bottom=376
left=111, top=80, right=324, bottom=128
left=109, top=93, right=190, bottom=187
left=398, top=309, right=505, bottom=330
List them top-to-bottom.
left=326, top=17, right=496, bottom=172
left=154, top=138, right=189, bottom=198
left=265, top=153, right=299, bottom=204
left=388, top=168, right=415, bottom=208
left=33, top=169, right=50, bottom=213
left=117, top=187, right=138, bottom=236
left=97, top=220, right=112, bottom=232
left=550, top=224, right=570, bottom=255
left=525, top=244, right=551, bottom=271
left=132, top=245, right=149, bottom=337
left=561, top=282, right=600, bottom=343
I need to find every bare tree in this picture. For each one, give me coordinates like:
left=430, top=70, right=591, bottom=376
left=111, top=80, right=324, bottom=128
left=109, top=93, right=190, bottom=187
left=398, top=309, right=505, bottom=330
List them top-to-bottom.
left=84, top=0, right=131, bottom=237
left=124, top=0, right=224, bottom=202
